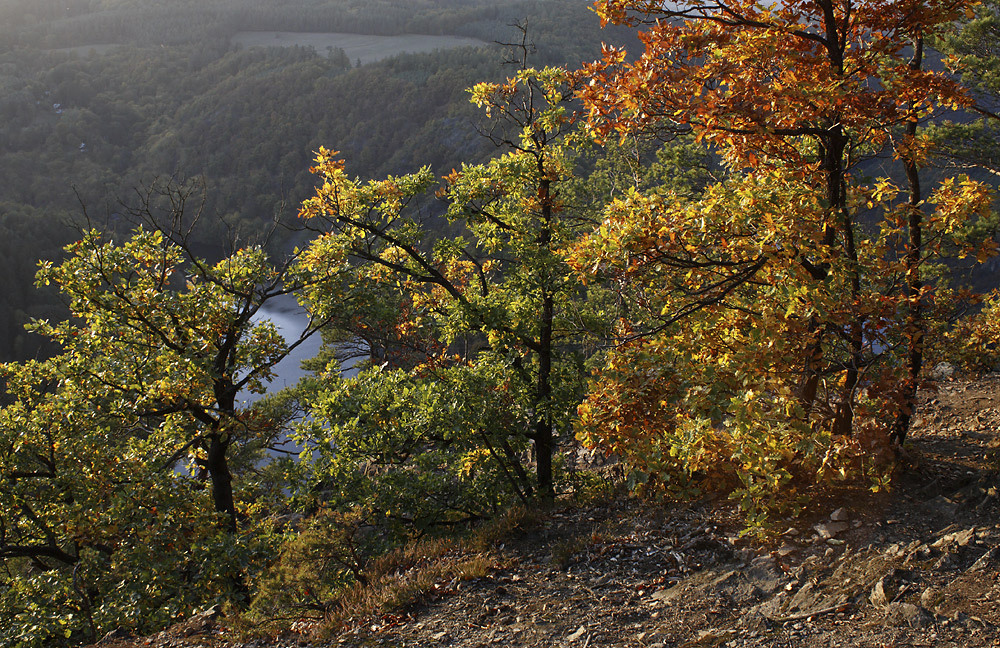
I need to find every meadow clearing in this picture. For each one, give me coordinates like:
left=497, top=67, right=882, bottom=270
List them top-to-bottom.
left=231, top=31, right=489, bottom=63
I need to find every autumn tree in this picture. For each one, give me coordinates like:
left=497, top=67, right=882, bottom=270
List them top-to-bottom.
left=570, top=0, right=996, bottom=511
left=295, top=58, right=597, bottom=514
left=0, top=182, right=349, bottom=645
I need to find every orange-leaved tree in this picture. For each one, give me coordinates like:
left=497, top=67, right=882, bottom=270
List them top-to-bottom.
left=569, top=0, right=996, bottom=513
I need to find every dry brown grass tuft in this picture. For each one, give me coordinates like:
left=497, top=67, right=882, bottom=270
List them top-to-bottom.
left=466, top=504, right=538, bottom=553
left=311, top=505, right=539, bottom=638
left=316, top=544, right=489, bottom=637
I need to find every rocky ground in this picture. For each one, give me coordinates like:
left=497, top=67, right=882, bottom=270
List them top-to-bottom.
left=99, top=374, right=1000, bottom=648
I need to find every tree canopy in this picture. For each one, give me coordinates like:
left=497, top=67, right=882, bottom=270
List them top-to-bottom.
left=568, top=0, right=997, bottom=510
left=1, top=1, right=999, bottom=645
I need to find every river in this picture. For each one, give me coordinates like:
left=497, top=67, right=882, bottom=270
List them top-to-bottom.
left=250, top=298, right=359, bottom=459
left=253, top=300, right=325, bottom=397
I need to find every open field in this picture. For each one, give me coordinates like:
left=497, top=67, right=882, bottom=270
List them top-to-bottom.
left=231, top=31, right=490, bottom=64
left=50, top=44, right=120, bottom=56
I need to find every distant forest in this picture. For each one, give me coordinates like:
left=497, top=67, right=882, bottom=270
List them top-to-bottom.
left=0, top=0, right=635, bottom=362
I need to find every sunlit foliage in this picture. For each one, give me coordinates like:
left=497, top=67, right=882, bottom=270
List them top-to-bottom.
left=570, top=0, right=998, bottom=515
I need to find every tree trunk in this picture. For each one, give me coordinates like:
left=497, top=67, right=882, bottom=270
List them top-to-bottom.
left=892, top=37, right=926, bottom=446
left=800, top=127, right=848, bottom=419
left=534, top=173, right=556, bottom=501
left=832, top=203, right=863, bottom=437
left=536, top=290, right=555, bottom=500
left=206, top=433, right=237, bottom=532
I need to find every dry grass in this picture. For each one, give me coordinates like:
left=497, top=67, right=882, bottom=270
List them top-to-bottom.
left=466, top=504, right=538, bottom=553
left=308, top=505, right=540, bottom=638
left=317, top=550, right=491, bottom=636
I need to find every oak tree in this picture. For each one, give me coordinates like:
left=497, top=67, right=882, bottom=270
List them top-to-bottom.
left=570, top=0, right=996, bottom=511
left=296, top=62, right=595, bottom=507
left=0, top=183, right=346, bottom=644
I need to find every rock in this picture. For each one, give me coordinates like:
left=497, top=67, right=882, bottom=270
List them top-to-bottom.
left=930, top=362, right=956, bottom=380
left=922, top=495, right=958, bottom=519
left=830, top=508, right=849, bottom=522
left=813, top=522, right=849, bottom=539
left=932, top=527, right=976, bottom=550
left=952, top=528, right=976, bottom=547
left=902, top=543, right=933, bottom=567
left=776, top=544, right=796, bottom=557
left=968, top=546, right=999, bottom=572
left=933, top=552, right=957, bottom=570
left=742, top=556, right=786, bottom=596
left=655, top=558, right=788, bottom=616
left=870, top=569, right=904, bottom=607
left=870, top=578, right=892, bottom=607
left=757, top=579, right=847, bottom=622
left=788, top=582, right=819, bottom=611
left=651, top=587, right=680, bottom=603
left=920, top=587, right=942, bottom=609
left=884, top=602, right=934, bottom=628
left=738, top=611, right=769, bottom=632
left=567, top=626, right=587, bottom=641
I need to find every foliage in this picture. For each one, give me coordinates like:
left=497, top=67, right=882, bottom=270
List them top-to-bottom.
left=570, top=0, right=998, bottom=516
left=7, top=2, right=1000, bottom=645
left=0, top=11, right=628, bottom=640
left=295, top=61, right=603, bottom=513
left=572, top=169, right=858, bottom=511
left=0, top=184, right=348, bottom=646
left=949, top=288, right=1000, bottom=371
left=0, top=363, right=278, bottom=646
left=295, top=363, right=530, bottom=529
left=247, top=507, right=377, bottom=630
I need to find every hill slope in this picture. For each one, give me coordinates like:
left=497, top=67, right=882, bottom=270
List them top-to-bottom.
left=94, top=373, right=1000, bottom=647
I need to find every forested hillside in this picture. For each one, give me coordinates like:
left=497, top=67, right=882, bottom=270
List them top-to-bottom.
left=0, top=0, right=633, bottom=361
left=1, top=0, right=999, bottom=647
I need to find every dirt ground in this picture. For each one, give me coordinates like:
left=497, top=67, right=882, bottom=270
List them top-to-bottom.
left=97, top=373, right=1000, bottom=648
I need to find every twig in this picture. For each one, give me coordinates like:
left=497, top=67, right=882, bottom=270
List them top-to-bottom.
left=765, top=601, right=850, bottom=623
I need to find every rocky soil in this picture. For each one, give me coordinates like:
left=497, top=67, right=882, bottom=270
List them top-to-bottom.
left=98, top=374, right=1000, bottom=648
